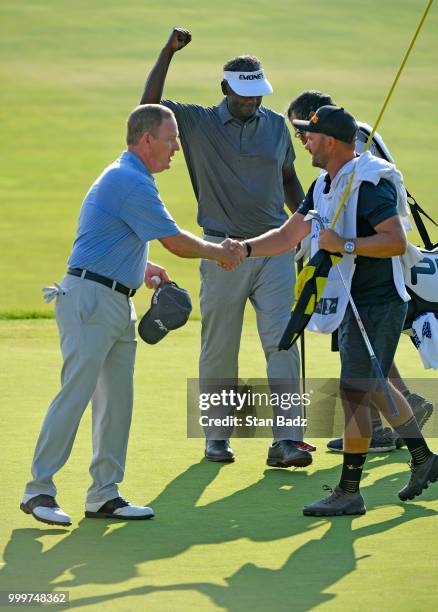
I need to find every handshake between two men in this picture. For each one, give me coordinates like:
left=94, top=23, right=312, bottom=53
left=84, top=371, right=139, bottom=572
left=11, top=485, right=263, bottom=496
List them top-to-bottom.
left=218, top=226, right=349, bottom=270
left=217, top=238, right=248, bottom=270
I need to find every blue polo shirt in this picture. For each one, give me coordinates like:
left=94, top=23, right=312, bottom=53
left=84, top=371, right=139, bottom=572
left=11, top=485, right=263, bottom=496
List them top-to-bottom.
left=68, top=151, right=180, bottom=288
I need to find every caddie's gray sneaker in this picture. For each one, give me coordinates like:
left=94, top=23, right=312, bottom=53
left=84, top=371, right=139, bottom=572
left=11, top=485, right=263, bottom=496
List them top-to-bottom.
left=406, top=392, right=434, bottom=428
left=394, top=393, right=435, bottom=449
left=327, top=427, right=395, bottom=453
left=398, top=453, right=438, bottom=501
left=303, top=485, right=366, bottom=516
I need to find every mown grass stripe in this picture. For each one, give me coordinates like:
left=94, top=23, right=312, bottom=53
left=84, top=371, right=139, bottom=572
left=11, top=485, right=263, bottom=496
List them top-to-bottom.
left=0, top=311, right=54, bottom=320
left=0, top=311, right=202, bottom=321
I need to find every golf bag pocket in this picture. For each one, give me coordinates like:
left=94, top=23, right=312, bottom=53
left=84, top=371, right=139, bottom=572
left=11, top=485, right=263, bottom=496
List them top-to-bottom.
left=404, top=249, right=438, bottom=329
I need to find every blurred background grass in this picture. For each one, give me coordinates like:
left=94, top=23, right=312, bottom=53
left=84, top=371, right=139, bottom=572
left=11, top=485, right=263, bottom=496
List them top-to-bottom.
left=1, top=0, right=437, bottom=316
left=1, top=4, right=438, bottom=610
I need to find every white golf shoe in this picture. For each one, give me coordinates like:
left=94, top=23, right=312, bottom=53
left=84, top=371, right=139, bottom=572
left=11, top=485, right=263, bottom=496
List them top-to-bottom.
left=20, top=494, right=72, bottom=526
left=85, top=497, right=154, bottom=520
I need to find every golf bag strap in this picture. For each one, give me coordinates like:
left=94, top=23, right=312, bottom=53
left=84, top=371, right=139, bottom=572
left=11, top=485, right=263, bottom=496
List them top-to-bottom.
left=406, top=190, right=438, bottom=250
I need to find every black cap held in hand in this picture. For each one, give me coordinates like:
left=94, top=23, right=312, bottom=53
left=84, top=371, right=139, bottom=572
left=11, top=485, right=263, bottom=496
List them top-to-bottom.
left=292, top=105, right=358, bottom=144
left=138, top=282, right=192, bottom=345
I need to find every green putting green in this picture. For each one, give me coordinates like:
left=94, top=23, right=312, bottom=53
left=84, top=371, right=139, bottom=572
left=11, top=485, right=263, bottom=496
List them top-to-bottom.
left=1, top=0, right=438, bottom=609
left=0, top=320, right=437, bottom=610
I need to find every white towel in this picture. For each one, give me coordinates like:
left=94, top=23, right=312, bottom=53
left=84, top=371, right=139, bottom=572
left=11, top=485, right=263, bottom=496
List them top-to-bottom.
left=401, top=243, right=424, bottom=278
left=412, top=313, right=438, bottom=369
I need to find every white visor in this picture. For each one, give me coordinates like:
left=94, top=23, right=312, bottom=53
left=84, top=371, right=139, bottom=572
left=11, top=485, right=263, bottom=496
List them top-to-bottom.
left=223, top=70, right=273, bottom=96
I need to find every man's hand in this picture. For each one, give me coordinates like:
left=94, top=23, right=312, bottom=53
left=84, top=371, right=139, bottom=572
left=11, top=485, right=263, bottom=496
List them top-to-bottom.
left=141, top=27, right=191, bottom=105
left=165, top=27, right=192, bottom=53
left=318, top=229, right=344, bottom=253
left=217, top=238, right=246, bottom=272
left=222, top=239, right=246, bottom=262
left=215, top=240, right=245, bottom=271
left=144, top=262, right=171, bottom=289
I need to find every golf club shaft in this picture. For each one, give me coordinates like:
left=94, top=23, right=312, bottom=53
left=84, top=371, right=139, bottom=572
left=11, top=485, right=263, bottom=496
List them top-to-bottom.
left=309, top=212, right=399, bottom=417
left=335, top=266, right=399, bottom=417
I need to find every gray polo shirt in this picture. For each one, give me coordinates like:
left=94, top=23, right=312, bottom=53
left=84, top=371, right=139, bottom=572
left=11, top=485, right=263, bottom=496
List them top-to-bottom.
left=162, top=98, right=295, bottom=238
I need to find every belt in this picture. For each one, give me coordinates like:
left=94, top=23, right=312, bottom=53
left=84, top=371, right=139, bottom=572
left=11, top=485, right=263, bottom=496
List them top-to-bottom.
left=203, top=228, right=247, bottom=240
left=67, top=268, right=136, bottom=297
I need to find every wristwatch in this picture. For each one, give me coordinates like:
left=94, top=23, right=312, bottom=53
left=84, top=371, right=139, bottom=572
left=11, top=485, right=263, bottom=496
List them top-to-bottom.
left=343, top=240, right=356, bottom=254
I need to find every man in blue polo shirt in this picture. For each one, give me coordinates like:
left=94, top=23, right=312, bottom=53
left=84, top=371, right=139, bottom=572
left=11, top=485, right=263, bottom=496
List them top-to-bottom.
left=21, top=104, right=241, bottom=527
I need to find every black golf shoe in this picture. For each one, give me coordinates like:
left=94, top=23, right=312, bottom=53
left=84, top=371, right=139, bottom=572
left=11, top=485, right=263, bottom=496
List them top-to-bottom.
left=205, top=439, right=235, bottom=462
left=267, top=440, right=312, bottom=468
left=303, top=485, right=366, bottom=517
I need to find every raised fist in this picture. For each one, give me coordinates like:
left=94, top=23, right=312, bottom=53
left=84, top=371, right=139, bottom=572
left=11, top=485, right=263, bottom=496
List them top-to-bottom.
left=166, top=27, right=192, bottom=52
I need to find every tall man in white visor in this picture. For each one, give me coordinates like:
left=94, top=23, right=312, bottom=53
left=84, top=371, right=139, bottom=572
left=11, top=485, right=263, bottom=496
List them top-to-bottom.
left=141, top=27, right=312, bottom=467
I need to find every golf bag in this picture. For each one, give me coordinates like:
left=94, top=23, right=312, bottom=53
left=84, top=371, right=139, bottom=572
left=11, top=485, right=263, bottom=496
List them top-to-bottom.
left=357, top=122, right=438, bottom=331
left=404, top=249, right=438, bottom=329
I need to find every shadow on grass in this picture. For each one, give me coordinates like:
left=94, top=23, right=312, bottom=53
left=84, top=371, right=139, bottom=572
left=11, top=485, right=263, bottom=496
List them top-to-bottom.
left=1, top=452, right=437, bottom=610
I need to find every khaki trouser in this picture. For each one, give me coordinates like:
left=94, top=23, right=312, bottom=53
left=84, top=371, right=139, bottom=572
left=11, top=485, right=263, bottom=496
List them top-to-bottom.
left=24, top=274, right=137, bottom=505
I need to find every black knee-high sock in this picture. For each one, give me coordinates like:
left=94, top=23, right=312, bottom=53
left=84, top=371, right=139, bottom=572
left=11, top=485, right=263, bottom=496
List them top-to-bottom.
left=394, top=417, right=432, bottom=465
left=339, top=452, right=367, bottom=494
